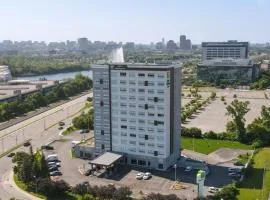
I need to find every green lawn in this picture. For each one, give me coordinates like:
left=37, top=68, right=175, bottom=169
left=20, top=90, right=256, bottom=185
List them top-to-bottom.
left=181, top=137, right=252, bottom=154
left=238, top=148, right=270, bottom=200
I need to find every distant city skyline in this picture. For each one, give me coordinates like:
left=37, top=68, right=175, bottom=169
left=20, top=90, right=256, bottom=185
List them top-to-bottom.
left=1, top=0, right=270, bottom=44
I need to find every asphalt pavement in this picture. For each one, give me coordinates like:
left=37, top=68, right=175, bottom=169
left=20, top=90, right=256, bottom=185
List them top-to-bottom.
left=0, top=93, right=91, bottom=199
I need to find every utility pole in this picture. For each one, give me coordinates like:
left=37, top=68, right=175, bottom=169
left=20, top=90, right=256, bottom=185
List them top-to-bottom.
left=193, top=134, right=195, bottom=152
left=174, top=164, right=177, bottom=181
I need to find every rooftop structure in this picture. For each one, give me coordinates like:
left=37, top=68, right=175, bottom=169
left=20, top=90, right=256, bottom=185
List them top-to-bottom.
left=92, top=62, right=182, bottom=170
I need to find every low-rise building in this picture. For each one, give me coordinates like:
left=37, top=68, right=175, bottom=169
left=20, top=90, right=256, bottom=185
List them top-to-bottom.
left=197, top=59, right=259, bottom=84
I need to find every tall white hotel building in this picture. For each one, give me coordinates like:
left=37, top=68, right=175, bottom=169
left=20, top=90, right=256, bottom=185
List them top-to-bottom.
left=92, top=63, right=181, bottom=170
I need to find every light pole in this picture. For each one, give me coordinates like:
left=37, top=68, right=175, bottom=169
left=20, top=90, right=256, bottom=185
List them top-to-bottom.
left=192, top=134, right=195, bottom=152
left=174, top=164, right=177, bottom=181
left=33, top=175, right=37, bottom=194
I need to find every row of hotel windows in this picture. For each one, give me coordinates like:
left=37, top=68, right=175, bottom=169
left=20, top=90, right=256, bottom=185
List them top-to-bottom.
left=115, top=72, right=165, bottom=78
left=113, top=80, right=166, bottom=86
left=113, top=88, right=165, bottom=95
left=113, top=103, right=164, bottom=109
left=112, top=109, right=165, bottom=116
left=117, top=132, right=164, bottom=140
left=119, top=140, right=164, bottom=148
left=124, top=148, right=163, bottom=156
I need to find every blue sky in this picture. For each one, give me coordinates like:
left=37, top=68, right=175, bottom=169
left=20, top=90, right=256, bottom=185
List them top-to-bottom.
left=0, top=0, right=269, bottom=44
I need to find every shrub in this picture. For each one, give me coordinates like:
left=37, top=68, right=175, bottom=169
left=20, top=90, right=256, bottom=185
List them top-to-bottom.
left=233, top=94, right=237, bottom=98
left=220, top=96, right=225, bottom=101
left=182, top=127, right=202, bottom=138
left=204, top=131, right=218, bottom=139
left=252, top=139, right=264, bottom=149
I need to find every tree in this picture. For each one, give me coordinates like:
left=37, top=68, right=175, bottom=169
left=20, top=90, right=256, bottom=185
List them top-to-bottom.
left=226, top=100, right=250, bottom=142
left=212, top=183, right=239, bottom=200
left=113, top=186, right=132, bottom=200
left=143, top=193, right=180, bottom=200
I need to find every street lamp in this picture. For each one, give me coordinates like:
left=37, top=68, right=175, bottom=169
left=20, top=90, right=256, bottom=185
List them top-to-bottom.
left=174, top=164, right=177, bottom=181
left=33, top=175, right=38, bottom=194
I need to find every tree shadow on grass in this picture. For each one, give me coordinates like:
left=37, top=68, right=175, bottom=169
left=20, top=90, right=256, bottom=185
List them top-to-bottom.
left=239, top=168, right=264, bottom=189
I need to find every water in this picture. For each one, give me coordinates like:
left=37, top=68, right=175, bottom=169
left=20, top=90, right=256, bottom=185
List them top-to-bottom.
left=109, top=47, right=124, bottom=63
left=14, top=70, right=93, bottom=81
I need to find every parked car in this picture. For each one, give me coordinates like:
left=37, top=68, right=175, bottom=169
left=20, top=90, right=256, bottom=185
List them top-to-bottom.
left=58, top=121, right=65, bottom=126
left=58, top=126, right=64, bottom=130
left=80, top=129, right=90, bottom=134
left=23, top=141, right=31, bottom=147
left=41, top=145, right=54, bottom=150
left=7, top=152, right=15, bottom=157
left=47, top=154, right=58, bottom=158
left=46, top=157, right=59, bottom=162
left=47, top=162, right=61, bottom=167
left=49, top=166, right=58, bottom=172
left=185, top=166, right=192, bottom=172
left=228, top=167, right=242, bottom=173
left=50, top=171, right=62, bottom=176
left=143, top=172, right=152, bottom=180
left=228, top=172, right=241, bottom=177
left=136, top=173, right=144, bottom=180
left=209, top=187, right=219, bottom=193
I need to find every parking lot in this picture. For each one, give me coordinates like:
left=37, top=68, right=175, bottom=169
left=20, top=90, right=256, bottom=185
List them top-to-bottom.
left=40, top=130, right=251, bottom=199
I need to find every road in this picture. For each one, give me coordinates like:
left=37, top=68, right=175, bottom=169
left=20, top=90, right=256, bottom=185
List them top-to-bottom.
left=0, top=92, right=92, bottom=200
left=0, top=92, right=92, bottom=154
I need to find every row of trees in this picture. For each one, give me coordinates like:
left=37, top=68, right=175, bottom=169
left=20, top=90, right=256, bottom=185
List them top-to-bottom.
left=0, top=74, right=92, bottom=122
left=181, top=91, right=216, bottom=122
left=72, top=182, right=132, bottom=200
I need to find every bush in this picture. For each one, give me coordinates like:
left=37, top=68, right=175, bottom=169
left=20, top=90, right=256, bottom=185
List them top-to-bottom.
left=233, top=94, right=237, bottom=98
left=220, top=96, right=225, bottom=101
left=182, top=127, right=202, bottom=138
left=204, top=131, right=218, bottom=139
left=252, top=139, right=264, bottom=149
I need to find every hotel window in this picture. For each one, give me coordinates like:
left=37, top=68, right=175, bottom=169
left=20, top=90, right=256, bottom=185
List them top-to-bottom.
left=120, top=72, right=126, bottom=76
left=129, top=72, right=136, bottom=77
left=138, top=73, right=145, bottom=77
left=148, top=73, right=154, bottom=77
left=158, top=74, right=165, bottom=78
left=99, top=79, right=103, bottom=84
left=120, top=80, right=126, bottom=84
left=129, top=80, right=136, bottom=85
left=144, top=81, right=148, bottom=86
left=157, top=82, right=165, bottom=86
left=120, top=88, right=127, bottom=92
left=129, top=88, right=136, bottom=93
left=138, top=89, right=145, bottom=93
left=148, top=89, right=154, bottom=94
left=157, top=90, right=164, bottom=94
left=129, top=96, right=136, bottom=101
left=139, top=96, right=145, bottom=101
left=154, top=97, right=158, bottom=102
left=100, top=101, right=104, bottom=106
left=129, top=103, right=136, bottom=108
left=144, top=104, right=148, bottom=110
left=120, top=110, right=127, bottom=115
left=138, top=112, right=145, bottom=116
left=148, top=113, right=154, bottom=117
left=158, top=113, right=164, bottom=117
left=120, top=118, right=127, bottom=122
left=138, top=119, right=145, bottom=124
left=121, top=125, right=127, bottom=129
left=130, top=126, right=136, bottom=131
left=138, top=127, right=145, bottom=131
left=101, top=130, right=104, bottom=135
left=121, top=132, right=127, bottom=136
left=130, top=133, right=136, bottom=137
left=145, top=135, right=148, bottom=140
left=129, top=141, right=136, bottom=145
left=139, top=142, right=145, bottom=146
left=148, top=143, right=155, bottom=147
left=101, top=144, right=105, bottom=149
left=157, top=144, right=164, bottom=148
left=139, top=149, right=145, bottom=153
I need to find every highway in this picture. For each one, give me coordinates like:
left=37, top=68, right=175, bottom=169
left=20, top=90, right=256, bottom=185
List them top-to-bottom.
left=0, top=92, right=92, bottom=200
left=0, top=92, right=92, bottom=154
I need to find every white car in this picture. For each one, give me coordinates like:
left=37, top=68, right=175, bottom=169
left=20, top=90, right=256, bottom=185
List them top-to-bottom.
left=47, top=154, right=58, bottom=159
left=47, top=162, right=61, bottom=167
left=185, top=166, right=192, bottom=172
left=228, top=167, right=237, bottom=172
left=143, top=172, right=152, bottom=180
left=136, top=173, right=144, bottom=180
left=209, top=187, right=219, bottom=193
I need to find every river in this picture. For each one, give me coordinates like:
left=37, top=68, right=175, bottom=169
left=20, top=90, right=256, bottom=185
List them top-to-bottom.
left=14, top=70, right=93, bottom=81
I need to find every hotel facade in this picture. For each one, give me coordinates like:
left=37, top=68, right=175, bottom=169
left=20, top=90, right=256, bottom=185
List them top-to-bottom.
left=92, top=63, right=181, bottom=170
